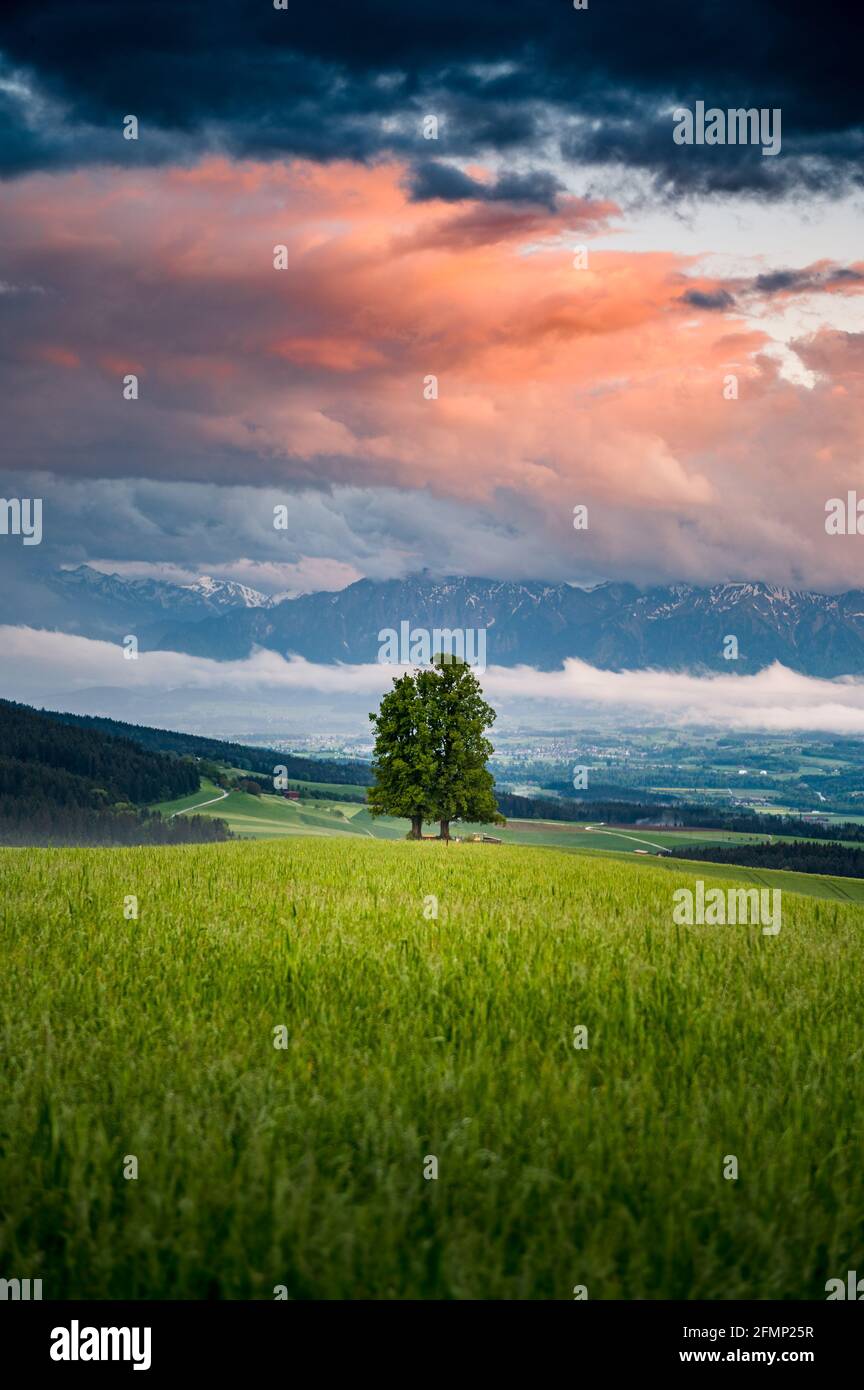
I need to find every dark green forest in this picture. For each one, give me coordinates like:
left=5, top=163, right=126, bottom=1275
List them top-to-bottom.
left=0, top=700, right=228, bottom=847
left=35, top=706, right=374, bottom=785
left=668, top=839, right=864, bottom=879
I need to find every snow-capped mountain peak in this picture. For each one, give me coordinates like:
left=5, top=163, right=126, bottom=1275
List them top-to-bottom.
left=38, top=568, right=864, bottom=678
left=181, top=576, right=272, bottom=609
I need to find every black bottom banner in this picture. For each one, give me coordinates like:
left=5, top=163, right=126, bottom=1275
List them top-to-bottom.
left=2, top=1298, right=859, bottom=1376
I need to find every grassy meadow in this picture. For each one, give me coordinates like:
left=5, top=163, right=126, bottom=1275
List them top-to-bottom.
left=156, top=779, right=864, bottom=906
left=1, top=836, right=862, bottom=1299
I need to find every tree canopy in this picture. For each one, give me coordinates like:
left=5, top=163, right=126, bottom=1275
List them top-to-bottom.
left=368, top=656, right=503, bottom=839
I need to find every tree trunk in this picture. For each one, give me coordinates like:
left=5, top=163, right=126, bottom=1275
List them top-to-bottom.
left=408, top=815, right=423, bottom=839
left=439, top=820, right=450, bottom=842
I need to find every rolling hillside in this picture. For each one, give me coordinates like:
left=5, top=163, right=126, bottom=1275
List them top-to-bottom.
left=0, top=699, right=229, bottom=846
left=152, top=780, right=864, bottom=906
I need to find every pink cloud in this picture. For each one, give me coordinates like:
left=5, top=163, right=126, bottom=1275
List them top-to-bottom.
left=1, top=157, right=864, bottom=586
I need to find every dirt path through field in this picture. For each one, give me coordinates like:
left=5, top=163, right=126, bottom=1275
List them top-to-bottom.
left=171, top=789, right=230, bottom=819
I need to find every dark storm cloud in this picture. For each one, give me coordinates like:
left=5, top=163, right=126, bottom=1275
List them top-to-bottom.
left=0, top=0, right=862, bottom=196
left=564, top=106, right=864, bottom=201
left=407, top=161, right=565, bottom=207
left=407, top=161, right=485, bottom=202
left=676, top=262, right=864, bottom=316
left=754, top=266, right=864, bottom=295
left=679, top=288, right=735, bottom=311
left=0, top=470, right=568, bottom=624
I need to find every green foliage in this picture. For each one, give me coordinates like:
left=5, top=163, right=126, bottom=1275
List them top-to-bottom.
left=421, top=656, right=502, bottom=832
left=368, top=657, right=502, bottom=837
left=367, top=672, right=439, bottom=834
left=0, top=699, right=199, bottom=805
left=197, top=759, right=225, bottom=783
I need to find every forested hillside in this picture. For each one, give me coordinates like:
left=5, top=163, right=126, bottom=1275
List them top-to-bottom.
left=0, top=700, right=229, bottom=846
left=36, top=707, right=375, bottom=785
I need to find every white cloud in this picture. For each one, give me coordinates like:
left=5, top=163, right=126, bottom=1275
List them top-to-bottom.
left=5, top=626, right=864, bottom=733
left=484, top=659, right=864, bottom=732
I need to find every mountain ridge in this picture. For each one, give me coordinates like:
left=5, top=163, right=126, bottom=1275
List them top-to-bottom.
left=22, top=567, right=864, bottom=676
left=151, top=573, right=864, bottom=677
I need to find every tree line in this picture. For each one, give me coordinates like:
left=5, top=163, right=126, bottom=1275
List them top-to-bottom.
left=0, top=700, right=199, bottom=802
left=505, top=790, right=864, bottom=845
left=0, top=799, right=230, bottom=848
left=667, top=840, right=864, bottom=879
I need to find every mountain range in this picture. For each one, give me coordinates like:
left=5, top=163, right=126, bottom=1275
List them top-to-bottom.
left=29, top=565, right=274, bottom=640
left=24, top=567, right=864, bottom=677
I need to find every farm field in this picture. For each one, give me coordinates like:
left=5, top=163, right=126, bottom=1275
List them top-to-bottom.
left=246, top=775, right=368, bottom=800
left=152, top=780, right=402, bottom=840
left=154, top=783, right=864, bottom=906
left=1, top=836, right=862, bottom=1299
left=548, top=843, right=864, bottom=906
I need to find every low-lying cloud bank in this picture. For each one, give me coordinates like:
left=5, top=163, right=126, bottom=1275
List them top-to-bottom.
left=5, top=626, right=864, bottom=734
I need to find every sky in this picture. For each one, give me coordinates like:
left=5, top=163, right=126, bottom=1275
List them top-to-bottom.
left=1, top=0, right=863, bottom=604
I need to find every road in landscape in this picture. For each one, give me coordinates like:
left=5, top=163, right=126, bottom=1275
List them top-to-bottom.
left=171, top=789, right=230, bottom=819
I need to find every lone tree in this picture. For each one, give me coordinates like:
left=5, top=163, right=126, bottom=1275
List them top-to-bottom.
left=368, top=655, right=503, bottom=840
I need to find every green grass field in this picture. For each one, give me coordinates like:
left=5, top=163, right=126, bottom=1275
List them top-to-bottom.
left=155, top=782, right=864, bottom=906
left=1, top=836, right=862, bottom=1299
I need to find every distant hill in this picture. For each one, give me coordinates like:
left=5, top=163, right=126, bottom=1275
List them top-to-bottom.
left=0, top=699, right=230, bottom=846
left=35, top=707, right=375, bottom=786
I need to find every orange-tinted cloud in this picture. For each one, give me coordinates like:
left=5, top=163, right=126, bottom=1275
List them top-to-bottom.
left=2, top=156, right=864, bottom=587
